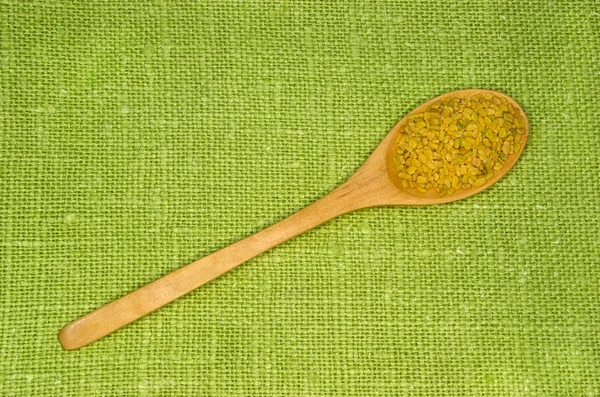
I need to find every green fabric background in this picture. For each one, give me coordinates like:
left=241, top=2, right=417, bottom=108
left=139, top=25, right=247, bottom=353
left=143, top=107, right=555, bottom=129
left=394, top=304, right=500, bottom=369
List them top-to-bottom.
left=1, top=1, right=599, bottom=395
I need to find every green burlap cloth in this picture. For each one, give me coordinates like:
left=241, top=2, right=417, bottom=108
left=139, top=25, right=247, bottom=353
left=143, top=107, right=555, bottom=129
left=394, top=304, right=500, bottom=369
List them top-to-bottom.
left=1, top=1, right=599, bottom=395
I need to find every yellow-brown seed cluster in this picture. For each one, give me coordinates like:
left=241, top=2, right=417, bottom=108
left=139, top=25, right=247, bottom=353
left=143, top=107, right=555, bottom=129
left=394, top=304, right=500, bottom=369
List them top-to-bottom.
left=393, top=93, right=526, bottom=196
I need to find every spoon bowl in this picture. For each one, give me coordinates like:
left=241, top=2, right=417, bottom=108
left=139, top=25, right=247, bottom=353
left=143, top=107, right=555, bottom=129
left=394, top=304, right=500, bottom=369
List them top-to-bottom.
left=59, top=89, right=529, bottom=350
left=346, top=89, right=529, bottom=207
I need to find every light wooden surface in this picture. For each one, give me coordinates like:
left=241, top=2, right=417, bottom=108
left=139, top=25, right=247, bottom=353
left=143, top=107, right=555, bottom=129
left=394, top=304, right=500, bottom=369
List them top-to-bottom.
left=59, top=89, right=529, bottom=350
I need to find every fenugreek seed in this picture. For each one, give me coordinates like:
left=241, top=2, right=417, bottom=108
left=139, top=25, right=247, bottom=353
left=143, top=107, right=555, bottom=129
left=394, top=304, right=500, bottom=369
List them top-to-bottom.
left=517, top=116, right=525, bottom=128
left=514, top=133, right=523, bottom=143
left=484, top=158, right=494, bottom=170
left=417, top=176, right=427, bottom=184
left=451, top=176, right=459, bottom=188
left=474, top=178, right=486, bottom=187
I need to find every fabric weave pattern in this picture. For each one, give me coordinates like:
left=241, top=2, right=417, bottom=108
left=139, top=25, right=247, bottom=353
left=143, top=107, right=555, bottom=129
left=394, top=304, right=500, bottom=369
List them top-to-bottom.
left=1, top=1, right=599, bottom=395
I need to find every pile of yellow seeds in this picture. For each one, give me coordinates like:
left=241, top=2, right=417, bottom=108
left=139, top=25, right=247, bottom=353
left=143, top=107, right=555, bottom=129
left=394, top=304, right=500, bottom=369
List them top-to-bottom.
left=393, top=92, right=525, bottom=196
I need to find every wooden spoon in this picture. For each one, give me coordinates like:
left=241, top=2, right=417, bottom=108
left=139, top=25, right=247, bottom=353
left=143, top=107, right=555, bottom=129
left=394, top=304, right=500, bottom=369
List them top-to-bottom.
left=59, top=89, right=529, bottom=350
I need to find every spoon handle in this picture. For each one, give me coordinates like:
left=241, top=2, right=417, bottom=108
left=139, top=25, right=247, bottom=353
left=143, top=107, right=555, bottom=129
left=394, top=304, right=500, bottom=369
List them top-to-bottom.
left=58, top=180, right=369, bottom=350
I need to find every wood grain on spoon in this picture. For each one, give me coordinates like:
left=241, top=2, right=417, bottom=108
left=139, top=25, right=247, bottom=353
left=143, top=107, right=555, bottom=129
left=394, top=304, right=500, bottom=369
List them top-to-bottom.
left=59, top=89, right=529, bottom=350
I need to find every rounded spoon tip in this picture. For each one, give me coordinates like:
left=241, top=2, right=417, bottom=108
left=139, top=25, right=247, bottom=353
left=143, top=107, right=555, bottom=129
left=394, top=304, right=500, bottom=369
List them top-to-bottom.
left=382, top=89, right=529, bottom=205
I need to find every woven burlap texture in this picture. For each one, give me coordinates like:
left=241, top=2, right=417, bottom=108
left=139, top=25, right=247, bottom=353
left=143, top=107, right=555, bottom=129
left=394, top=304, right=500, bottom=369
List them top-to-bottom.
left=1, top=1, right=599, bottom=396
